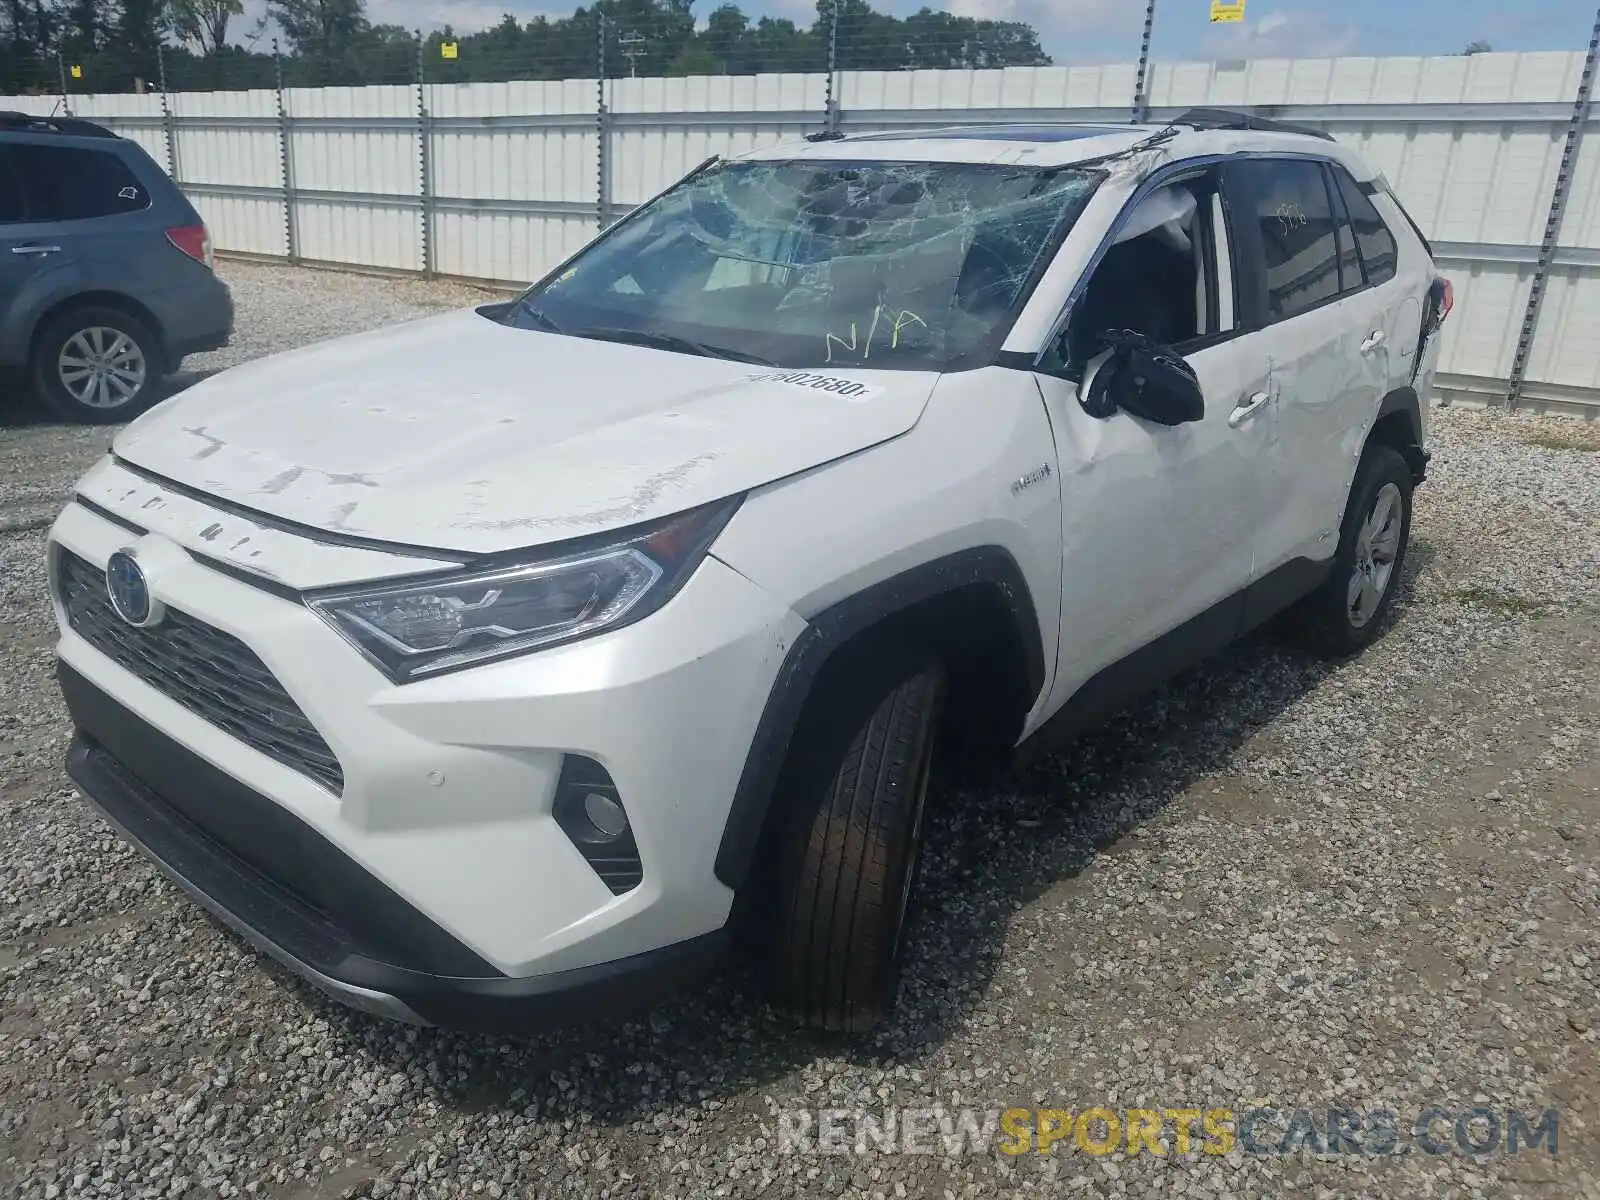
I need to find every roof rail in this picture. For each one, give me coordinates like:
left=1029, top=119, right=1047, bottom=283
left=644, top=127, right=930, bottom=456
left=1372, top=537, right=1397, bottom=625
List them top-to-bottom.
left=1172, top=107, right=1335, bottom=143
left=0, top=110, right=119, bottom=139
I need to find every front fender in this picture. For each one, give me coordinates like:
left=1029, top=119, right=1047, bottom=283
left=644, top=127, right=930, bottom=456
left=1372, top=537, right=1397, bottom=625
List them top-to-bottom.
left=707, top=366, right=1065, bottom=888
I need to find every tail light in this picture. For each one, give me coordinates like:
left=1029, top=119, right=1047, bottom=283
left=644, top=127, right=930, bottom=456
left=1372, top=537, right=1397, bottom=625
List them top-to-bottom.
left=166, top=224, right=213, bottom=270
left=1430, top=275, right=1454, bottom=323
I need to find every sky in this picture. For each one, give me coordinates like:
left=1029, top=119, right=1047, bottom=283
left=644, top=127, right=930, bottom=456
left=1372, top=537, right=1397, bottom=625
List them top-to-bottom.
left=347, top=0, right=1596, bottom=60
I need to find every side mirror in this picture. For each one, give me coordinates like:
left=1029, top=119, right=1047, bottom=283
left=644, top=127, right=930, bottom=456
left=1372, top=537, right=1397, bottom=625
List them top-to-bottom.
left=1079, top=332, right=1203, bottom=427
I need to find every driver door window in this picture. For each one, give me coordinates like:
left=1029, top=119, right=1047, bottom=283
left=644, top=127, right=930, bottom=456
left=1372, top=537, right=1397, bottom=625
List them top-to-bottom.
left=1051, top=172, right=1236, bottom=376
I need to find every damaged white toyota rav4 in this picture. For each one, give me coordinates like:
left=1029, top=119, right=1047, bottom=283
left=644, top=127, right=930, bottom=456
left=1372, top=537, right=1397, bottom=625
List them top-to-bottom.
left=50, top=110, right=1450, bottom=1033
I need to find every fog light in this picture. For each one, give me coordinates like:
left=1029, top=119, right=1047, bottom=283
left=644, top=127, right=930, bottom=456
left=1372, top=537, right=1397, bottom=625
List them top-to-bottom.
left=552, top=756, right=643, bottom=894
left=584, top=791, right=628, bottom=838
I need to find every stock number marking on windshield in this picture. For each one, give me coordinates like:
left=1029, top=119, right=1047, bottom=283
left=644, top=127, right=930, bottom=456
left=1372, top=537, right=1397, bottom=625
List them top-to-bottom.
left=825, top=306, right=927, bottom=364
left=745, top=371, right=882, bottom=401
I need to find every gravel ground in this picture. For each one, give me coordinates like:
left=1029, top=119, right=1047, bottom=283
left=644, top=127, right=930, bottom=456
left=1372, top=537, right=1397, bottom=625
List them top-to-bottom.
left=1, top=260, right=1598, bottom=1199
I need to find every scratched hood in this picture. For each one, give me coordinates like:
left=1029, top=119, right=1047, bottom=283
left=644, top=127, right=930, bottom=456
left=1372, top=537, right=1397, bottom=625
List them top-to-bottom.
left=113, top=308, right=937, bottom=555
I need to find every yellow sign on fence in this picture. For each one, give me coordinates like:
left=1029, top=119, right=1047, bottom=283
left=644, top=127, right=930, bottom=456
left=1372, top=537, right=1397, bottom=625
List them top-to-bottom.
left=1209, top=0, right=1246, bottom=22
left=441, top=41, right=459, bottom=59
left=69, top=64, right=83, bottom=78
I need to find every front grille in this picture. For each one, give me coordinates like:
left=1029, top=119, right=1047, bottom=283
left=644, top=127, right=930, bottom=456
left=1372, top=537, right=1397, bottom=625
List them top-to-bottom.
left=56, top=549, right=345, bottom=794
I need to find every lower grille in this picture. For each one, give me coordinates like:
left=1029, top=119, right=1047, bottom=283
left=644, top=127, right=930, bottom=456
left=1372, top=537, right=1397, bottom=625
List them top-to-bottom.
left=56, top=548, right=344, bottom=794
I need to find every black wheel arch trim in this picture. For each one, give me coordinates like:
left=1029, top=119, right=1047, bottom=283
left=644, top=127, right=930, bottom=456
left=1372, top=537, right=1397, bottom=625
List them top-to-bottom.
left=1374, top=385, right=1429, bottom=483
left=713, top=545, right=1045, bottom=891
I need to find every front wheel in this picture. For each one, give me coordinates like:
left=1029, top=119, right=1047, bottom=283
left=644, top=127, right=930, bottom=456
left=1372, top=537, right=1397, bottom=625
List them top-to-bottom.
left=33, top=306, right=164, bottom=424
left=1290, top=444, right=1414, bottom=657
left=759, top=643, right=945, bottom=1033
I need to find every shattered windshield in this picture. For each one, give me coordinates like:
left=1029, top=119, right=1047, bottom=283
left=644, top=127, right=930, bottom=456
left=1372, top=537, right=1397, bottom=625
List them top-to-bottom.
left=501, top=159, right=1101, bottom=371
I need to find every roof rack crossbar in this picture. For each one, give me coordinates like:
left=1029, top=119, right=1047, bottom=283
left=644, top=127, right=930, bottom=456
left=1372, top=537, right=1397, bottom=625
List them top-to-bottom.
left=1172, top=106, right=1336, bottom=143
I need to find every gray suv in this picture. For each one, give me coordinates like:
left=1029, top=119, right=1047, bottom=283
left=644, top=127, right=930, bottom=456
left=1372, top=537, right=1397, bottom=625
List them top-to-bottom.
left=0, top=111, right=233, bottom=423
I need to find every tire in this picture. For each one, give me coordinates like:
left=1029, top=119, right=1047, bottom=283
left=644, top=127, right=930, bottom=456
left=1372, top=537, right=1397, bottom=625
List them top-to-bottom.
left=32, top=305, right=164, bottom=424
left=1290, top=443, right=1414, bottom=658
left=759, top=642, right=946, bottom=1033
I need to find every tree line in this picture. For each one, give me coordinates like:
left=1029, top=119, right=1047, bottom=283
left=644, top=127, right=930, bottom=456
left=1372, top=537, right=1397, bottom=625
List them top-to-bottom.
left=1, top=0, right=1051, bottom=95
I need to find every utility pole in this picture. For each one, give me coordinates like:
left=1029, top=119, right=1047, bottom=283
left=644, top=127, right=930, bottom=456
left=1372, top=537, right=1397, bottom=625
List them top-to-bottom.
left=1132, top=0, right=1157, bottom=123
left=617, top=31, right=645, bottom=78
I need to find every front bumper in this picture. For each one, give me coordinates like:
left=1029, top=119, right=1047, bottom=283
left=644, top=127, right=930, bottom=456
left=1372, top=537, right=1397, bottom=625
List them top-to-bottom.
left=49, top=491, right=806, bottom=1026
left=62, top=666, right=726, bottom=1031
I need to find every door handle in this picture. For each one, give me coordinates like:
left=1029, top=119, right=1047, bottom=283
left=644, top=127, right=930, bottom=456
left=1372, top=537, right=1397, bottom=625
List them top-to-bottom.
left=10, top=244, right=61, bottom=256
left=1360, top=330, right=1386, bottom=355
left=1228, top=390, right=1271, bottom=428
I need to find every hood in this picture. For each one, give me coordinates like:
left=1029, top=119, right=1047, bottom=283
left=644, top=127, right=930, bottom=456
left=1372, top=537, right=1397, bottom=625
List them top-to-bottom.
left=114, top=308, right=938, bottom=555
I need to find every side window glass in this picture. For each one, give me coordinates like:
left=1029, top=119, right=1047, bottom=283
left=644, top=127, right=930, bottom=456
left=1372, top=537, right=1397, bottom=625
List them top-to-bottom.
left=22, top=145, right=152, bottom=222
left=0, top=150, right=29, bottom=224
left=1236, top=159, right=1341, bottom=323
left=1326, top=165, right=1364, bottom=293
left=1333, top=167, right=1398, bottom=287
left=1060, top=177, right=1216, bottom=369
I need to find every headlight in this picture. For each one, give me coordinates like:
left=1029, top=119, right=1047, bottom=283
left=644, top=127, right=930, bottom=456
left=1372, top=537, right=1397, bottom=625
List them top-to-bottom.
left=307, top=497, right=740, bottom=682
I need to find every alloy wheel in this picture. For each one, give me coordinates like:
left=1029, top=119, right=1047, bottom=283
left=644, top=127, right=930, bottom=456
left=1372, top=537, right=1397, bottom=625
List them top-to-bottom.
left=58, top=327, right=148, bottom=410
left=1348, top=480, right=1403, bottom=628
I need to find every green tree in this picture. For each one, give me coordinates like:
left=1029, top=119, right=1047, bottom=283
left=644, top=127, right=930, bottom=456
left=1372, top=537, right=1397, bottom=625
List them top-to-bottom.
left=117, top=0, right=165, bottom=68
left=164, top=0, right=244, bottom=55
left=269, top=0, right=368, bottom=60
left=815, top=0, right=904, bottom=70
left=701, top=3, right=746, bottom=69
left=742, top=16, right=821, bottom=72
left=669, top=43, right=716, bottom=74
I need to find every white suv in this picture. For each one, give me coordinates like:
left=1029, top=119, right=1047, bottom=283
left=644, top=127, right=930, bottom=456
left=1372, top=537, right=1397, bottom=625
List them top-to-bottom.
left=49, top=110, right=1450, bottom=1033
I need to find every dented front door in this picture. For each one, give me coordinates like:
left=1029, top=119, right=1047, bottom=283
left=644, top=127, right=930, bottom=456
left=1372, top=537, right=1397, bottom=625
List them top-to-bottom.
left=1033, top=330, right=1273, bottom=711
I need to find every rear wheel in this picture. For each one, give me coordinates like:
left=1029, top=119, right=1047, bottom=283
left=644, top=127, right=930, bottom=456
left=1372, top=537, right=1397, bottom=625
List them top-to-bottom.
left=33, top=306, right=164, bottom=424
left=1290, top=444, right=1413, bottom=657
left=759, top=641, right=945, bottom=1033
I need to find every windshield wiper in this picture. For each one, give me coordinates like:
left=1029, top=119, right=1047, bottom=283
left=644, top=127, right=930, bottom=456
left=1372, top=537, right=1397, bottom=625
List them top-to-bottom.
left=511, top=297, right=564, bottom=334
left=570, top=326, right=776, bottom=366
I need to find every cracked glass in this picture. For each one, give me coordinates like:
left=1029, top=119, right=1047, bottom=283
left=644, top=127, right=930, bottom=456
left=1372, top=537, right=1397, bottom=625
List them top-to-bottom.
left=501, top=159, right=1101, bottom=371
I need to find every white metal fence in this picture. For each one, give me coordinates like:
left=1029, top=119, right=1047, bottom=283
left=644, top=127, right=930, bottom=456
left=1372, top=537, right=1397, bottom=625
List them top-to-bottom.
left=13, top=50, right=1600, bottom=415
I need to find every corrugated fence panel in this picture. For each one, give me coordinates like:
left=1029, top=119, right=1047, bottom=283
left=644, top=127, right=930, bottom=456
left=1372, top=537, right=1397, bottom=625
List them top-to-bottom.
left=609, top=73, right=826, bottom=207
left=426, top=79, right=595, bottom=282
left=285, top=85, right=420, bottom=270
left=173, top=90, right=287, bottom=256
left=9, top=92, right=170, bottom=170
left=67, top=93, right=170, bottom=171
left=1526, top=112, right=1600, bottom=394
left=431, top=210, right=594, bottom=283
left=1528, top=268, right=1600, bottom=394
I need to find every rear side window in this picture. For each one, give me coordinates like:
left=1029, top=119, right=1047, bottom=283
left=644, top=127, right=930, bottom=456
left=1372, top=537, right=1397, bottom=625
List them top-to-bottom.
left=8, top=144, right=152, bottom=222
left=0, top=149, right=28, bottom=223
left=1233, top=159, right=1341, bottom=323
left=1332, top=166, right=1398, bottom=286
left=1327, top=168, right=1364, bottom=293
